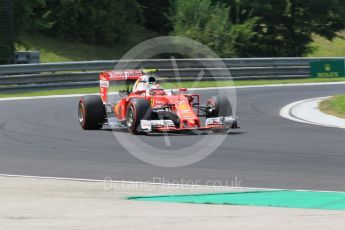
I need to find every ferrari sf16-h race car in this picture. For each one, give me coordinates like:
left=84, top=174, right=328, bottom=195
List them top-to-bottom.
left=78, top=69, right=238, bottom=134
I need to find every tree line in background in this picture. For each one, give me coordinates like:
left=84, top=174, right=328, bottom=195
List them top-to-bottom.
left=12, top=0, right=345, bottom=57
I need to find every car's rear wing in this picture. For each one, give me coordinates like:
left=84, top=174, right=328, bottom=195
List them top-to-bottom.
left=99, top=69, right=157, bottom=103
left=99, top=70, right=143, bottom=103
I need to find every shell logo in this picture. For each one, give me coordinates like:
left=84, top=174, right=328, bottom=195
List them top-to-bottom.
left=114, top=103, right=121, bottom=116
left=179, top=103, right=189, bottom=110
left=180, top=104, right=189, bottom=109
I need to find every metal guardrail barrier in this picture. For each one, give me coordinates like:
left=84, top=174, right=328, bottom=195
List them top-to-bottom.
left=0, top=57, right=343, bottom=91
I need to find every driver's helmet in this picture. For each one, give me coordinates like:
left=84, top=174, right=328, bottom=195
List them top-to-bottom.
left=133, top=74, right=161, bottom=92
left=146, top=75, right=163, bottom=92
left=147, top=75, right=157, bottom=85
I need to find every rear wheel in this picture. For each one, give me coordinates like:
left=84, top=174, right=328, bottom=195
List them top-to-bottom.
left=78, top=95, right=105, bottom=130
left=126, top=99, right=151, bottom=134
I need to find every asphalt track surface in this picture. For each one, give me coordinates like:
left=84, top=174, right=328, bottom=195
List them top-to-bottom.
left=0, top=84, right=345, bottom=191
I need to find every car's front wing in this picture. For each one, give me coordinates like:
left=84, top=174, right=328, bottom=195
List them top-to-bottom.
left=140, top=116, right=238, bottom=133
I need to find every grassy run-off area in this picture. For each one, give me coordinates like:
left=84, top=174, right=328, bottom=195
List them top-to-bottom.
left=15, top=30, right=154, bottom=62
left=14, top=31, right=345, bottom=63
left=308, top=31, right=345, bottom=57
left=1, top=78, right=345, bottom=98
left=319, top=95, right=345, bottom=119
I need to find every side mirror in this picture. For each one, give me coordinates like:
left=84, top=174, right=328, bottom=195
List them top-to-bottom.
left=179, top=88, right=187, bottom=92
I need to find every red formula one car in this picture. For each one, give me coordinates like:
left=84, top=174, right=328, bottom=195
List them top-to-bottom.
left=78, top=69, right=238, bottom=134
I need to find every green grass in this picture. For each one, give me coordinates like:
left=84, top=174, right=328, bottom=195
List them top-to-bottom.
left=14, top=29, right=345, bottom=61
left=16, top=29, right=154, bottom=63
left=308, top=31, right=345, bottom=57
left=16, top=34, right=126, bottom=62
left=1, top=78, right=345, bottom=98
left=0, top=87, right=99, bottom=98
left=319, top=95, right=345, bottom=119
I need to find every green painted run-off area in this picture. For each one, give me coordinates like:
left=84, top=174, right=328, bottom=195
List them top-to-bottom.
left=128, top=190, right=345, bottom=210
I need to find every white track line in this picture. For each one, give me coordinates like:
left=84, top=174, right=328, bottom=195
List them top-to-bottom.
left=1, top=81, right=345, bottom=102
left=0, top=93, right=100, bottom=101
left=280, top=97, right=345, bottom=129
left=280, top=97, right=328, bottom=124
left=1, top=173, right=344, bottom=194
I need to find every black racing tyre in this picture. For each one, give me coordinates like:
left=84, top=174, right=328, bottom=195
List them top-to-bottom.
left=78, top=95, right=105, bottom=130
left=206, top=95, right=233, bottom=118
left=206, top=96, right=233, bottom=133
left=126, top=98, right=152, bottom=134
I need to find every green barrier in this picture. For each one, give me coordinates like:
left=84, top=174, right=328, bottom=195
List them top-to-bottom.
left=310, top=60, right=345, bottom=78
left=128, top=190, right=345, bottom=210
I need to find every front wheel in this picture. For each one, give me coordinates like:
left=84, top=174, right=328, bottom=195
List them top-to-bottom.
left=206, top=95, right=233, bottom=117
left=206, top=95, right=233, bottom=133
left=126, top=99, right=151, bottom=134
